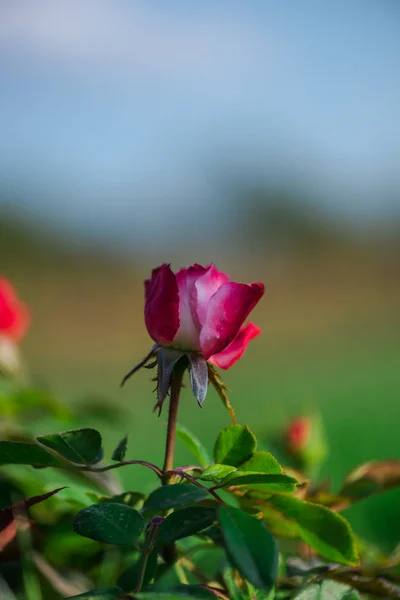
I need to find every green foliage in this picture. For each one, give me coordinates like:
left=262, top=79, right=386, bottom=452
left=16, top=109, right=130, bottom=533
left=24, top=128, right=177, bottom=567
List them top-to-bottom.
left=2, top=359, right=400, bottom=600
left=0, top=382, right=72, bottom=421
left=175, top=423, right=211, bottom=467
left=214, top=424, right=257, bottom=466
left=37, top=428, right=103, bottom=464
left=111, top=434, right=128, bottom=462
left=0, top=440, right=61, bottom=466
left=199, top=449, right=291, bottom=492
left=238, top=450, right=283, bottom=474
left=199, top=464, right=237, bottom=483
left=218, top=472, right=298, bottom=493
left=143, top=484, right=209, bottom=511
left=98, top=491, right=145, bottom=508
left=269, top=495, right=359, bottom=565
left=73, top=502, right=144, bottom=545
left=218, top=505, right=278, bottom=591
left=156, top=506, right=216, bottom=547
left=118, top=549, right=158, bottom=592
left=294, top=581, right=360, bottom=600
left=66, top=589, right=123, bottom=599
left=135, top=590, right=216, bottom=599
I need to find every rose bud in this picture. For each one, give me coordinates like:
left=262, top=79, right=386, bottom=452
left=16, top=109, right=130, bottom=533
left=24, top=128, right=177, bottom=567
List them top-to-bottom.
left=122, top=263, right=264, bottom=411
left=285, top=415, right=328, bottom=477
left=287, top=417, right=312, bottom=453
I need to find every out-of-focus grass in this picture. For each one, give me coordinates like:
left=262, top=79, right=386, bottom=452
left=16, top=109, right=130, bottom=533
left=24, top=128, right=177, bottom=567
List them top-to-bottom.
left=12, top=251, right=399, bottom=550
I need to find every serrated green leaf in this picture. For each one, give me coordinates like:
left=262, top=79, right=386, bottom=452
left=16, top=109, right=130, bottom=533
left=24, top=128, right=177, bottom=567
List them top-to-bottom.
left=176, top=423, right=211, bottom=468
left=214, top=425, right=257, bottom=466
left=37, top=428, right=102, bottom=465
left=111, top=434, right=128, bottom=462
left=0, top=440, right=61, bottom=467
left=237, top=450, right=283, bottom=474
left=199, top=464, right=237, bottom=483
left=218, top=472, right=298, bottom=493
left=143, top=484, right=209, bottom=511
left=269, top=495, right=359, bottom=565
left=73, top=502, right=144, bottom=545
left=260, top=504, right=299, bottom=539
left=218, top=505, right=278, bottom=591
left=156, top=506, right=216, bottom=547
left=294, top=581, right=360, bottom=600
left=66, top=588, right=122, bottom=599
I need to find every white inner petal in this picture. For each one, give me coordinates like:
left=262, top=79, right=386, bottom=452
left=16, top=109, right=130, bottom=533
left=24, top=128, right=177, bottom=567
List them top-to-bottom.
left=172, top=275, right=201, bottom=351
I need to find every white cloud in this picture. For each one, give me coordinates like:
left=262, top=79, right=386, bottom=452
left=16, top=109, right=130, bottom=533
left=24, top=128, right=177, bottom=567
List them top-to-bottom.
left=0, top=0, right=272, bottom=79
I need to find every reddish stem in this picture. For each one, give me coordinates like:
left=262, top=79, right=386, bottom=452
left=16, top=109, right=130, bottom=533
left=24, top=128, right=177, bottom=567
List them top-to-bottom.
left=162, top=362, right=185, bottom=484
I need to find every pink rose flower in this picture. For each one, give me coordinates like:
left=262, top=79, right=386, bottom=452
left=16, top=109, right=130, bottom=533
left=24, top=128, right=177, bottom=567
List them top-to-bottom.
left=144, top=263, right=264, bottom=369
left=0, top=278, right=30, bottom=341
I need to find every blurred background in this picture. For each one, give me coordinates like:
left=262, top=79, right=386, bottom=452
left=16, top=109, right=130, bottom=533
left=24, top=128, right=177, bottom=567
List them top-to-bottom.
left=1, top=0, right=399, bottom=549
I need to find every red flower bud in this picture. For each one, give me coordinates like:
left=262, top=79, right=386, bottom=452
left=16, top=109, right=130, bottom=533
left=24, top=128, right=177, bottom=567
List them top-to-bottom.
left=144, top=263, right=264, bottom=369
left=0, top=278, right=30, bottom=341
left=287, top=417, right=311, bottom=452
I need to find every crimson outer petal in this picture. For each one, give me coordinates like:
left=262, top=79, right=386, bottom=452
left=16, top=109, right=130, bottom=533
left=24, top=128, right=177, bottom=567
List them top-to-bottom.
left=144, top=264, right=179, bottom=345
left=0, top=278, right=30, bottom=341
left=200, top=281, right=264, bottom=359
left=208, top=322, right=261, bottom=369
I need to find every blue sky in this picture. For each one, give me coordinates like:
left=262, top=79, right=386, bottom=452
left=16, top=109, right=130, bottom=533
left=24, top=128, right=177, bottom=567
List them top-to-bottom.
left=0, top=0, right=399, bottom=247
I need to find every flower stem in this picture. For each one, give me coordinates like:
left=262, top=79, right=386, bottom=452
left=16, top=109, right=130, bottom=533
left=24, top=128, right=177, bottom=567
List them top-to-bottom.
left=162, top=361, right=185, bottom=484
left=134, top=519, right=160, bottom=593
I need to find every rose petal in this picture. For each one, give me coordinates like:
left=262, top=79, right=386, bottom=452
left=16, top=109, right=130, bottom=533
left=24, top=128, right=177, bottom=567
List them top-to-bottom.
left=144, top=264, right=179, bottom=345
left=173, top=264, right=208, bottom=350
left=175, top=264, right=207, bottom=285
left=194, top=264, right=230, bottom=326
left=0, top=279, right=30, bottom=341
left=200, top=281, right=264, bottom=359
left=208, top=323, right=261, bottom=369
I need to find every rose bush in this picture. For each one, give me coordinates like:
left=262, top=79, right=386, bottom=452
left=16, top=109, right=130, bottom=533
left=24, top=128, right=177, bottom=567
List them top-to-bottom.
left=144, top=263, right=264, bottom=369
left=1, top=267, right=399, bottom=599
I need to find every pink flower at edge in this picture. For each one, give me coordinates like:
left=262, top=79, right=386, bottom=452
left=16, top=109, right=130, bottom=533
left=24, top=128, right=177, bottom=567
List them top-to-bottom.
left=144, top=263, right=264, bottom=369
left=0, top=278, right=30, bottom=342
